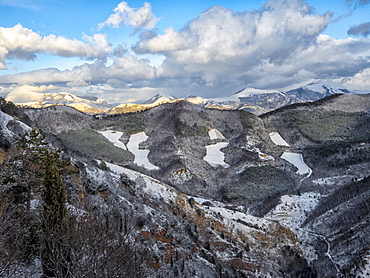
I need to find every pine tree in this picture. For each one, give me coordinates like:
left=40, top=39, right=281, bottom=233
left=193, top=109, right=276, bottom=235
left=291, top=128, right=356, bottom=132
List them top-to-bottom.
left=2, top=128, right=48, bottom=211
left=41, top=150, right=70, bottom=277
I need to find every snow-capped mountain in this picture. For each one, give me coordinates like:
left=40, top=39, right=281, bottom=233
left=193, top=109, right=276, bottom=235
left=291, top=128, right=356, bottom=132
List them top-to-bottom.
left=285, top=80, right=351, bottom=101
left=6, top=81, right=354, bottom=115
left=6, top=92, right=111, bottom=114
left=143, top=93, right=177, bottom=105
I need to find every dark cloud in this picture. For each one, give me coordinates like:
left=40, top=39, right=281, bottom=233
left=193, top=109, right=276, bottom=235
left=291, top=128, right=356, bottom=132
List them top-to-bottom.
left=347, top=22, right=370, bottom=37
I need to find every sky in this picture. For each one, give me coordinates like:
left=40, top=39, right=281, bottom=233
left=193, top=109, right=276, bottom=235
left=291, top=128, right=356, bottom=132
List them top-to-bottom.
left=0, top=0, right=370, bottom=104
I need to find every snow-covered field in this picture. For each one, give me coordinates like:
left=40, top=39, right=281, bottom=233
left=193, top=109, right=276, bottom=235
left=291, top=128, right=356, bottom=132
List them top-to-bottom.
left=204, top=129, right=229, bottom=167
left=208, top=129, right=226, bottom=140
left=98, top=130, right=127, bottom=150
left=127, top=132, right=159, bottom=171
left=269, top=132, right=290, bottom=147
left=204, top=142, right=229, bottom=167
left=281, top=152, right=312, bottom=176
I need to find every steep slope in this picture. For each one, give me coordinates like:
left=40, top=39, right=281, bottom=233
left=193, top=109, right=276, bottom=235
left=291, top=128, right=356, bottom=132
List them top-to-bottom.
left=14, top=93, right=370, bottom=277
left=261, top=93, right=370, bottom=277
left=86, top=101, right=297, bottom=212
left=0, top=108, right=315, bottom=277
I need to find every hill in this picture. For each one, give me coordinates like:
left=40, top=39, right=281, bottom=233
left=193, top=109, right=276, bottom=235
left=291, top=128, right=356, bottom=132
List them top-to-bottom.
left=0, top=93, right=369, bottom=277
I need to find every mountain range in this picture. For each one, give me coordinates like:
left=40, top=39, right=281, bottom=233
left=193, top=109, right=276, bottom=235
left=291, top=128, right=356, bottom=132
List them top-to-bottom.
left=6, top=81, right=362, bottom=115
left=0, top=90, right=369, bottom=277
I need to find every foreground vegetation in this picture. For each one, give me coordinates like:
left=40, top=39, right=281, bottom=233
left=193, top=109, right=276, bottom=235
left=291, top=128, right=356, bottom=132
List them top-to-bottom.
left=0, top=129, right=150, bottom=277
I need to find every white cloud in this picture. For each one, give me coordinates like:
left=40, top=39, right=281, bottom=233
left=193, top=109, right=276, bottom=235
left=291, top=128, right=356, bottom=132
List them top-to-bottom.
left=132, top=0, right=370, bottom=95
left=98, top=1, right=159, bottom=31
left=0, top=24, right=111, bottom=69
left=134, top=27, right=189, bottom=53
left=0, top=55, right=157, bottom=88
left=343, top=68, right=370, bottom=90
left=5, top=84, right=57, bottom=103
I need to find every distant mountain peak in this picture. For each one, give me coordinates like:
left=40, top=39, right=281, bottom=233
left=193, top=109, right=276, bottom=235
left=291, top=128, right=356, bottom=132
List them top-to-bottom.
left=301, top=80, right=350, bottom=95
left=143, top=93, right=177, bottom=105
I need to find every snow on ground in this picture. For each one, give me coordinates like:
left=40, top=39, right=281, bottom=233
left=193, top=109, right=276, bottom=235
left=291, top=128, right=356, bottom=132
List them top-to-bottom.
left=0, top=110, right=31, bottom=138
left=0, top=110, right=14, bottom=138
left=204, top=129, right=229, bottom=167
left=208, top=129, right=226, bottom=140
left=98, top=130, right=127, bottom=150
left=126, top=132, right=159, bottom=171
left=269, top=132, right=290, bottom=147
left=204, top=142, right=229, bottom=168
left=281, top=152, right=312, bottom=176
left=108, top=161, right=277, bottom=244
left=106, top=162, right=178, bottom=201
left=265, top=192, right=322, bottom=263
left=265, top=193, right=321, bottom=229
left=355, top=251, right=370, bottom=278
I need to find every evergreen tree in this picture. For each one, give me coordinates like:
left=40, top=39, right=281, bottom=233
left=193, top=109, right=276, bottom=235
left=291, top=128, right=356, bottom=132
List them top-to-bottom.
left=1, top=128, right=48, bottom=211
left=41, top=150, right=70, bottom=277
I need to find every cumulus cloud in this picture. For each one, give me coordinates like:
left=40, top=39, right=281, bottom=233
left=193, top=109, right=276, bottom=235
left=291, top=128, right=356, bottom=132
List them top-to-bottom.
left=129, top=0, right=370, bottom=96
left=133, top=0, right=337, bottom=92
left=98, top=1, right=159, bottom=31
left=348, top=22, right=370, bottom=37
left=0, top=24, right=111, bottom=69
left=0, top=55, right=156, bottom=87
left=343, top=68, right=370, bottom=90
left=5, top=84, right=57, bottom=103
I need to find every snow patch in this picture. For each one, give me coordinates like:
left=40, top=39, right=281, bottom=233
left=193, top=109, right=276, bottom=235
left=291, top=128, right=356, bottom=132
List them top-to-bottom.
left=0, top=110, right=31, bottom=140
left=0, top=110, right=14, bottom=138
left=204, top=129, right=229, bottom=167
left=208, top=129, right=226, bottom=140
left=98, top=130, right=127, bottom=150
left=127, top=132, right=159, bottom=171
left=269, top=132, right=290, bottom=147
left=204, top=142, right=229, bottom=168
left=281, top=152, right=312, bottom=176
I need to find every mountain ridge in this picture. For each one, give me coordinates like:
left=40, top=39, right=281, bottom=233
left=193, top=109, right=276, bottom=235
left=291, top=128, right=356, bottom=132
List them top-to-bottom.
left=5, top=80, right=363, bottom=115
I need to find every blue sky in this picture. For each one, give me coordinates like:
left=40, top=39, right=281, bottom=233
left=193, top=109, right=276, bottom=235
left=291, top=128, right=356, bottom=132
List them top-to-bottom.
left=0, top=0, right=370, bottom=103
